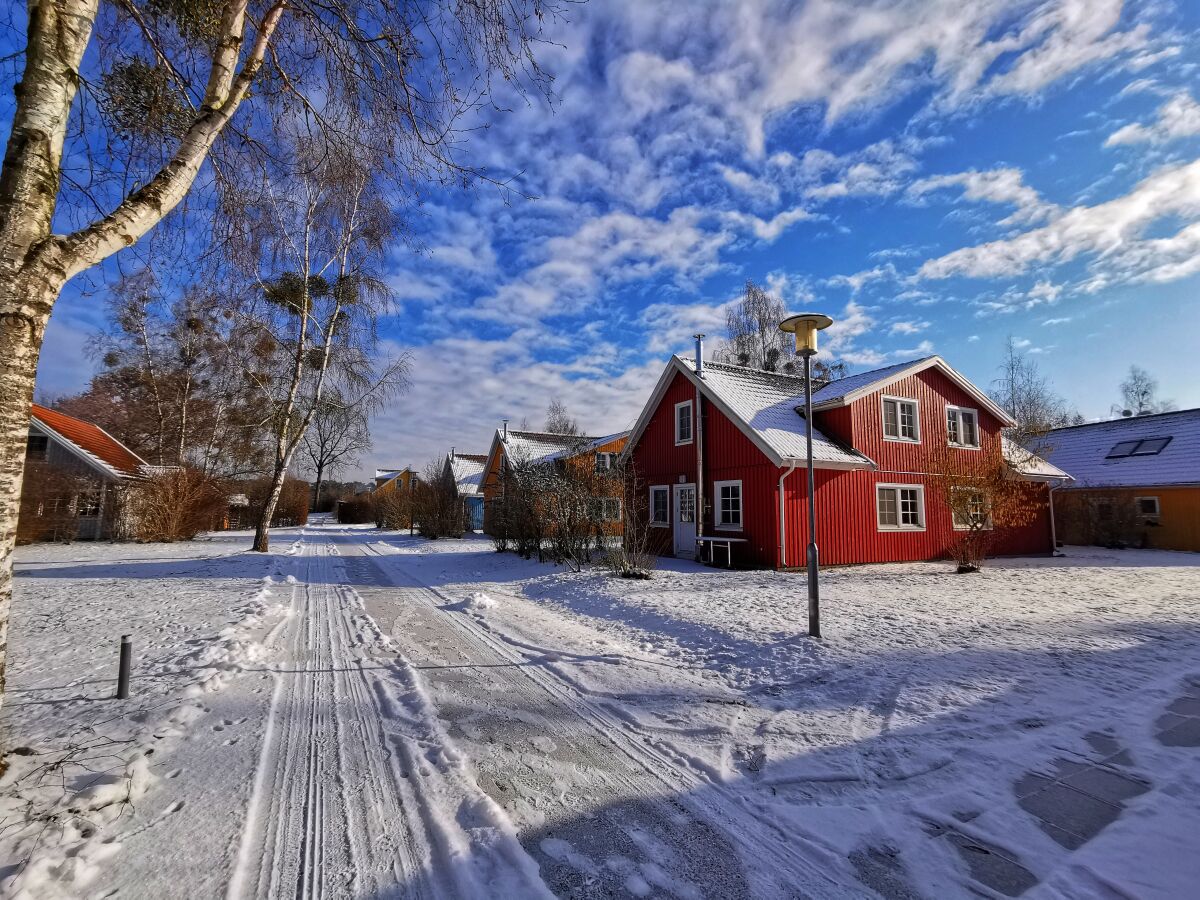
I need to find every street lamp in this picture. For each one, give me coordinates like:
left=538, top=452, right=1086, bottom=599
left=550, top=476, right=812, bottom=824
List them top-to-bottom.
left=779, top=312, right=834, bottom=638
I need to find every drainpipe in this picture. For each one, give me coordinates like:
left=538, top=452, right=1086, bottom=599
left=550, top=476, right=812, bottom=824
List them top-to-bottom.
left=693, top=334, right=705, bottom=560
left=777, top=461, right=797, bottom=568
left=1048, top=478, right=1065, bottom=557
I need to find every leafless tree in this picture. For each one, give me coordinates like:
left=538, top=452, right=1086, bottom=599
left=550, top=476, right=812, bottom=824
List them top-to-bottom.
left=0, top=0, right=558, bottom=702
left=237, top=147, right=408, bottom=551
left=717, top=280, right=847, bottom=380
left=991, top=336, right=1080, bottom=440
left=1118, top=365, right=1175, bottom=417
left=299, top=393, right=371, bottom=512
left=544, top=398, right=580, bottom=436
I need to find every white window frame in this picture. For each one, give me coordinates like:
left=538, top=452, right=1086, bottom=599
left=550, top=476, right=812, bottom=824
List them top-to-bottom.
left=881, top=395, right=921, bottom=443
left=674, top=400, right=694, bottom=445
left=946, top=404, right=981, bottom=449
left=714, top=479, right=743, bottom=531
left=876, top=483, right=926, bottom=531
left=649, top=485, right=670, bottom=527
left=951, top=487, right=992, bottom=531
left=1135, top=495, right=1161, bottom=524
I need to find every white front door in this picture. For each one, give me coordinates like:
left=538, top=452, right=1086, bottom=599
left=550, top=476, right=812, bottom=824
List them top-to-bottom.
left=673, top=484, right=697, bottom=558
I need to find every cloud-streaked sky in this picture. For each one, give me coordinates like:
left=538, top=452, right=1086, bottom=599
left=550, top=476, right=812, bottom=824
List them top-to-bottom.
left=37, top=0, right=1200, bottom=477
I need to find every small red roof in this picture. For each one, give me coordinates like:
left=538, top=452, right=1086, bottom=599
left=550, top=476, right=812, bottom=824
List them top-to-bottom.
left=30, top=403, right=147, bottom=478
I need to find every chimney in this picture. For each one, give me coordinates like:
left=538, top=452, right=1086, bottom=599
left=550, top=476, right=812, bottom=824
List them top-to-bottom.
left=694, top=333, right=705, bottom=378
left=502, top=418, right=509, bottom=440
left=451, top=446, right=456, bottom=460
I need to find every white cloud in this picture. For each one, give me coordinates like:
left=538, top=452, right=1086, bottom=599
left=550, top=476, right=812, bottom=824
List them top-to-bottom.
left=1106, top=91, right=1200, bottom=146
left=918, top=159, right=1200, bottom=285
left=718, top=165, right=780, bottom=205
left=908, top=167, right=1056, bottom=225
left=721, top=206, right=813, bottom=242
left=764, top=270, right=816, bottom=307
left=639, top=300, right=733, bottom=354
left=1043, top=316, right=1072, bottom=325
left=889, top=320, right=930, bottom=335
left=967, top=334, right=981, bottom=342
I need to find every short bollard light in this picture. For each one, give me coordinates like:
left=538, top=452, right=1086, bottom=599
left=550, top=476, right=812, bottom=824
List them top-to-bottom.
left=116, top=634, right=132, bottom=700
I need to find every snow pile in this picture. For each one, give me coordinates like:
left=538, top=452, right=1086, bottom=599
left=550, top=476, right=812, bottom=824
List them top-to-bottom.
left=466, top=591, right=497, bottom=611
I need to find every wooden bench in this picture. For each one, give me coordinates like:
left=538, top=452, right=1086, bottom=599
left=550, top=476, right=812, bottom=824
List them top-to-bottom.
left=696, top=536, right=748, bottom=568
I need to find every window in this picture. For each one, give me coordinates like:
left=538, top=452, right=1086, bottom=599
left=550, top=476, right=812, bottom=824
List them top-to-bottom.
left=881, top=396, right=920, bottom=442
left=675, top=401, right=694, bottom=445
left=946, top=405, right=980, bottom=448
left=26, top=434, right=48, bottom=461
left=1106, top=436, right=1173, bottom=459
left=594, top=452, right=613, bottom=472
left=714, top=480, right=742, bottom=529
left=877, top=484, right=925, bottom=530
left=650, top=486, right=670, bottom=526
left=677, top=487, right=696, bottom=523
left=951, top=490, right=992, bottom=530
left=78, top=494, right=101, bottom=517
left=1136, top=496, right=1161, bottom=525
left=600, top=498, right=622, bottom=522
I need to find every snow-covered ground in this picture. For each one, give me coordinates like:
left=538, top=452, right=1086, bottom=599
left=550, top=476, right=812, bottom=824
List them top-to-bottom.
left=2, top=523, right=1198, bottom=898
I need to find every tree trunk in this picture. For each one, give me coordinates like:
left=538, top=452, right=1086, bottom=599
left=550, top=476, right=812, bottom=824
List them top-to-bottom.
left=0, top=283, right=59, bottom=696
left=312, top=460, right=325, bottom=513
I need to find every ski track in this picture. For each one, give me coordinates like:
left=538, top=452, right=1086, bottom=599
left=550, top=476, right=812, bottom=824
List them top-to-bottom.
left=227, top=529, right=549, bottom=900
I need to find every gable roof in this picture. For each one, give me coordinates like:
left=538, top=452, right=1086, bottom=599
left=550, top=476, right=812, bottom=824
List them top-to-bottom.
left=811, top=355, right=1016, bottom=427
left=625, top=356, right=874, bottom=469
left=30, top=404, right=148, bottom=479
left=1039, top=408, right=1200, bottom=488
left=447, top=453, right=487, bottom=495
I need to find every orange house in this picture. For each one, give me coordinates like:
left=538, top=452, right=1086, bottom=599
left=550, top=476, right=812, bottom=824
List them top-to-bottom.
left=481, top=428, right=629, bottom=538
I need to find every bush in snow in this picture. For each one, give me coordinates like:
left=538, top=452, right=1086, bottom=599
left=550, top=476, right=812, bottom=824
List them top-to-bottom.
left=927, top=445, right=1044, bottom=572
left=124, top=468, right=229, bottom=542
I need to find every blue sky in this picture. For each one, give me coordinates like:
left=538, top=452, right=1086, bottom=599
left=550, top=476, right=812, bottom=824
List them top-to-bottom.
left=33, top=0, right=1200, bottom=477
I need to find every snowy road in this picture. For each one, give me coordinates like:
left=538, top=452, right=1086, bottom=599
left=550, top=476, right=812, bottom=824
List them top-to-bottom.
left=5, top=523, right=1200, bottom=898
left=235, top=526, right=853, bottom=898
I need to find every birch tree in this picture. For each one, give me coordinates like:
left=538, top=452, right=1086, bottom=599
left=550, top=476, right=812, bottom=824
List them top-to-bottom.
left=0, top=0, right=554, bottom=698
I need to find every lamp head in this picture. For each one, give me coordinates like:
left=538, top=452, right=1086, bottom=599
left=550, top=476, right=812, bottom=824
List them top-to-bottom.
left=779, top=312, right=834, bottom=355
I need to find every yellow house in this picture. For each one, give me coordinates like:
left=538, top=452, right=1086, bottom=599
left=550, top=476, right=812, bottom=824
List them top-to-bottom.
left=1040, top=409, right=1200, bottom=552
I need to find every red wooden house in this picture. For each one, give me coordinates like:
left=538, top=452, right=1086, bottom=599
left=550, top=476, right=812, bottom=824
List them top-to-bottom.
left=624, top=345, right=1068, bottom=568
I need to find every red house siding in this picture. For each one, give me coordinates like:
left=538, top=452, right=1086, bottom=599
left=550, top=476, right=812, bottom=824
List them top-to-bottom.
left=630, top=361, right=1055, bottom=569
left=629, top=371, right=780, bottom=563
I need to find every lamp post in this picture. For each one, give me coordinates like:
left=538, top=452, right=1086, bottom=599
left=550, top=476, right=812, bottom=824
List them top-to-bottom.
left=779, top=312, right=834, bottom=638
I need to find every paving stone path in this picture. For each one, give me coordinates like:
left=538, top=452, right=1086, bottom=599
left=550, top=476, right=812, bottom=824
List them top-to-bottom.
left=855, top=676, right=1200, bottom=898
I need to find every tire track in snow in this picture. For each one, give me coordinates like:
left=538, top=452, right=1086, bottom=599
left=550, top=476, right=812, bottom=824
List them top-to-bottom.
left=351, top=535, right=863, bottom=898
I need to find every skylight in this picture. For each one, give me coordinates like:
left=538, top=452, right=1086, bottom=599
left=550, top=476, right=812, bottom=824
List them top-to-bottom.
left=1106, top=436, right=1173, bottom=459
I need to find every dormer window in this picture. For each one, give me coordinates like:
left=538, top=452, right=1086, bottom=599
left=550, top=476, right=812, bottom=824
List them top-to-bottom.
left=881, top=396, right=919, bottom=442
left=946, top=405, right=980, bottom=448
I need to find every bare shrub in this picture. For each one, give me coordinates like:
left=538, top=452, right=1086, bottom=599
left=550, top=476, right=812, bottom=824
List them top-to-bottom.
left=927, top=445, right=1045, bottom=572
left=412, top=461, right=465, bottom=539
left=605, top=464, right=657, bottom=579
left=125, top=469, right=228, bottom=542
left=242, top=477, right=310, bottom=528
left=374, top=487, right=414, bottom=530
left=336, top=494, right=376, bottom=525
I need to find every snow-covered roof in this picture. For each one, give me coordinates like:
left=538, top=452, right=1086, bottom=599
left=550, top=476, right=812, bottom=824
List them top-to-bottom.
left=811, top=356, right=1016, bottom=427
left=649, top=357, right=874, bottom=469
left=809, top=358, right=931, bottom=405
left=1039, top=408, right=1200, bottom=488
left=1002, top=437, right=1072, bottom=481
left=448, top=453, right=487, bottom=494
left=375, top=467, right=410, bottom=481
